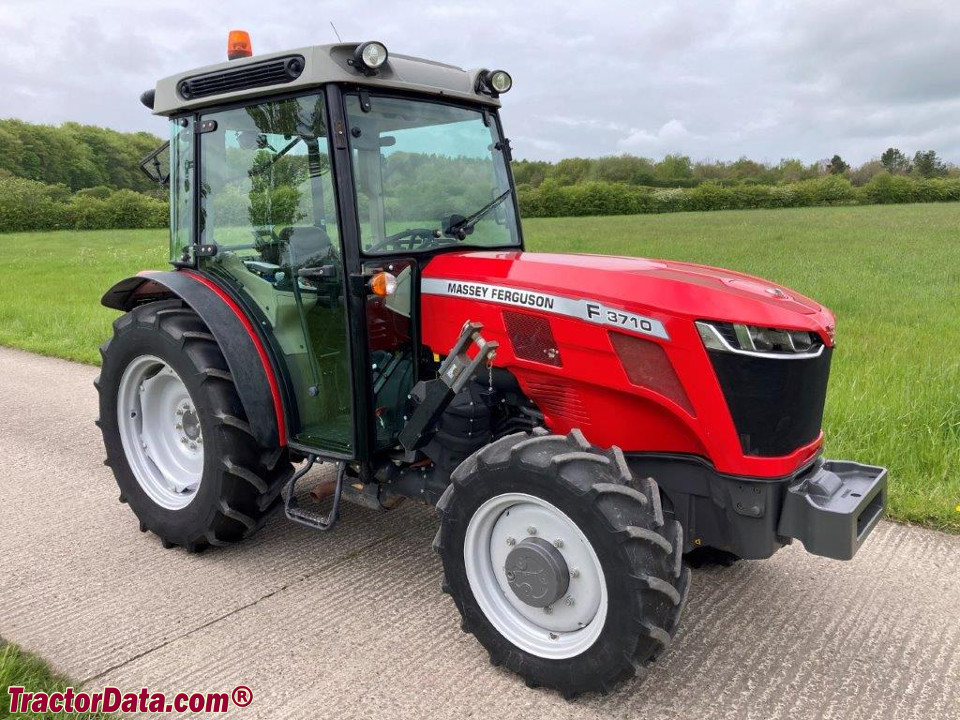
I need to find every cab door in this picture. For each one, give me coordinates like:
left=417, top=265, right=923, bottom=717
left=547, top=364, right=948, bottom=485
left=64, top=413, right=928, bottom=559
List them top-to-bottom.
left=195, top=92, right=356, bottom=457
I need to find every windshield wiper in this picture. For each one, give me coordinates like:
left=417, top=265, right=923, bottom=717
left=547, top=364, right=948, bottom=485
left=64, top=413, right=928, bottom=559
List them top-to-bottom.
left=247, top=136, right=303, bottom=179
left=444, top=188, right=513, bottom=240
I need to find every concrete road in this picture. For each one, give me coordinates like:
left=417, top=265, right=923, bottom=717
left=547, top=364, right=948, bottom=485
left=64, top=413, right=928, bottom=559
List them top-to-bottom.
left=0, top=346, right=957, bottom=720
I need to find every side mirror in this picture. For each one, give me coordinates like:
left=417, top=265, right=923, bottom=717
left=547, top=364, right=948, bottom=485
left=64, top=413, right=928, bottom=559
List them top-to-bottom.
left=138, top=141, right=171, bottom=186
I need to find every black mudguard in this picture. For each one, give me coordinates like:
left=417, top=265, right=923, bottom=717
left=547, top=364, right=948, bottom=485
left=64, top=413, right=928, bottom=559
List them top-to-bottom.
left=101, top=270, right=286, bottom=449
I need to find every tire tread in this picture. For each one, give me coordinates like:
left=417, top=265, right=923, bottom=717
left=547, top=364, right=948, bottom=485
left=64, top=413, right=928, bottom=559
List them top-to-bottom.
left=96, top=299, right=293, bottom=552
left=436, top=429, right=689, bottom=697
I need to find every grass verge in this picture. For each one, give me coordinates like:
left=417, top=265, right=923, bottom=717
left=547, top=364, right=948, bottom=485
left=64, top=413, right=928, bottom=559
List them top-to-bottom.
left=0, top=641, right=115, bottom=719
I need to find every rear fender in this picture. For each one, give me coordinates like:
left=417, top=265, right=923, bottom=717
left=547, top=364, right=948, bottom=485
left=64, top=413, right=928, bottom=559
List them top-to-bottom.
left=101, top=270, right=287, bottom=448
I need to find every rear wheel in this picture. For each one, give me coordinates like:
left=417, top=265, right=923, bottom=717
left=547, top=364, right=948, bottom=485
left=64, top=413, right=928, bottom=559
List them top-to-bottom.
left=96, top=300, right=293, bottom=551
left=435, top=429, right=691, bottom=697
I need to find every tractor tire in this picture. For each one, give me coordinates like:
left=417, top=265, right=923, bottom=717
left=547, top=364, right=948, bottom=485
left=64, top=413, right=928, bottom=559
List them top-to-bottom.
left=96, top=299, right=293, bottom=552
left=434, top=429, right=691, bottom=698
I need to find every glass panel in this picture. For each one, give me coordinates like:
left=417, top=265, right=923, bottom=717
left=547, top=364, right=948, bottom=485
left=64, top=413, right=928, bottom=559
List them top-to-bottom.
left=196, top=94, right=354, bottom=455
left=345, top=95, right=520, bottom=255
left=169, top=118, right=193, bottom=264
left=366, top=258, right=416, bottom=449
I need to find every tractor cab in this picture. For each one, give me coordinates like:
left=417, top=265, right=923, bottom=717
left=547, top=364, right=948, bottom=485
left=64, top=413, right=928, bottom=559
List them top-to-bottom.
left=151, top=39, right=521, bottom=460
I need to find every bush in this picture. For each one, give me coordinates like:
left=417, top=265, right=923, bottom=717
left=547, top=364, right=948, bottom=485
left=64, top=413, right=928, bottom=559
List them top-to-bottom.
left=2, top=171, right=959, bottom=231
left=859, top=173, right=919, bottom=204
left=516, top=174, right=955, bottom=218
left=0, top=177, right=65, bottom=231
left=0, top=178, right=168, bottom=232
left=75, top=185, right=113, bottom=200
left=104, top=190, right=168, bottom=229
left=63, top=194, right=110, bottom=230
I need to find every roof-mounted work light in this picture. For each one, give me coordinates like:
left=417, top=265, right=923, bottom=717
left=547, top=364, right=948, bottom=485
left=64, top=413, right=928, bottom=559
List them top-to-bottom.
left=227, top=30, right=253, bottom=60
left=351, top=41, right=389, bottom=74
left=478, top=69, right=512, bottom=96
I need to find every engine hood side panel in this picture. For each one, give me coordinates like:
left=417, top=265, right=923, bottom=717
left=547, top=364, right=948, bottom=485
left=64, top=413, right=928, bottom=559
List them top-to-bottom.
left=420, top=250, right=830, bottom=478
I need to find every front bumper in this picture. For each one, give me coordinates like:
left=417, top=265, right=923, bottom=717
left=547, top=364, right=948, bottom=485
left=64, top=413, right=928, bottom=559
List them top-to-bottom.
left=627, top=454, right=888, bottom=561
left=777, top=459, right=887, bottom=560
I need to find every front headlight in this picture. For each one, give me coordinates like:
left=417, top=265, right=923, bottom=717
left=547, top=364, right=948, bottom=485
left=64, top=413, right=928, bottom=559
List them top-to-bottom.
left=696, top=321, right=824, bottom=358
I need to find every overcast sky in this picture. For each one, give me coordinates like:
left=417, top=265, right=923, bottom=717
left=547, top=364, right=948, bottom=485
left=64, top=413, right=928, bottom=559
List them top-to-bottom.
left=1, top=0, right=958, bottom=165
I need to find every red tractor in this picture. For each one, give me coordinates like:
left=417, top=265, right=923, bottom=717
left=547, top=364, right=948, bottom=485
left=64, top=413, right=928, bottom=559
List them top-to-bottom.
left=98, top=35, right=887, bottom=697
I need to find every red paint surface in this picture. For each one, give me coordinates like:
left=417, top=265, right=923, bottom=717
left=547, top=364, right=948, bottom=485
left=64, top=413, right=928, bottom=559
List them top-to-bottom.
left=421, top=251, right=835, bottom=478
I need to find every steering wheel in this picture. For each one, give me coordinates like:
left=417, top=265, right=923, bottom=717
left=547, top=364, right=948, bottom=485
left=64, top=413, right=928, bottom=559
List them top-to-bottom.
left=366, top=227, right=438, bottom=253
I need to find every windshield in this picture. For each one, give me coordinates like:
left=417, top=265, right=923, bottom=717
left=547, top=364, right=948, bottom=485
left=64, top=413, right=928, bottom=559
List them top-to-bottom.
left=344, top=94, right=520, bottom=255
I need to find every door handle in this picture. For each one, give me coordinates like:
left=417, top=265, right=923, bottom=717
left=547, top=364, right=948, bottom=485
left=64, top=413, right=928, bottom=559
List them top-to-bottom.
left=297, top=265, right=338, bottom=280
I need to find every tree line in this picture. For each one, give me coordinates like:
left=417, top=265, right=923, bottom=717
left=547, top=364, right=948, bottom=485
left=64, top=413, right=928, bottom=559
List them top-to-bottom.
left=0, top=117, right=958, bottom=232
left=0, top=119, right=164, bottom=195
left=513, top=148, right=957, bottom=190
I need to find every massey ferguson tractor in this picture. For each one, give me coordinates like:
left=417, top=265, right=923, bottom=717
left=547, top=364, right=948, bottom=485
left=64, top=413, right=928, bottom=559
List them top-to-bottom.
left=97, top=33, right=888, bottom=697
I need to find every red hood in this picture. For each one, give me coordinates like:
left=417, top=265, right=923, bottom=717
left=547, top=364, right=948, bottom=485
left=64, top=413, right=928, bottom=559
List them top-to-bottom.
left=422, top=251, right=835, bottom=338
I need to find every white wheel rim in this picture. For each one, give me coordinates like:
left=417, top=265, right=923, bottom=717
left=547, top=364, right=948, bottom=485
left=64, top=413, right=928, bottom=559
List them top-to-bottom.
left=116, top=355, right=203, bottom=511
left=463, top=492, right=608, bottom=659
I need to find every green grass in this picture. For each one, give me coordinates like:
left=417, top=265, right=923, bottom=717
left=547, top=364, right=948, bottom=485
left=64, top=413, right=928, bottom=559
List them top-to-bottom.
left=0, top=203, right=957, bottom=531
left=0, top=231, right=165, bottom=364
left=0, top=642, right=115, bottom=719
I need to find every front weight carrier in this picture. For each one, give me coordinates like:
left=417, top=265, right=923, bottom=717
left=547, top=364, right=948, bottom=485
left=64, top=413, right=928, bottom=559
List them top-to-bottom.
left=283, top=456, right=345, bottom=532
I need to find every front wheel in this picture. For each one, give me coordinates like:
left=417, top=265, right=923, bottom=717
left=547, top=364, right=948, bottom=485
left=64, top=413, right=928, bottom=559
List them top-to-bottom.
left=96, top=300, right=293, bottom=551
left=435, top=430, right=691, bottom=697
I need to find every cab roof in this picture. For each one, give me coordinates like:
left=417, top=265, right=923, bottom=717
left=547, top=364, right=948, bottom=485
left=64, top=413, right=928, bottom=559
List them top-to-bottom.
left=152, top=42, right=502, bottom=116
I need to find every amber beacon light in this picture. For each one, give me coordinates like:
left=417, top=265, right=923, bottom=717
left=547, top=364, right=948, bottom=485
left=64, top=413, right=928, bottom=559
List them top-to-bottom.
left=227, top=30, right=253, bottom=60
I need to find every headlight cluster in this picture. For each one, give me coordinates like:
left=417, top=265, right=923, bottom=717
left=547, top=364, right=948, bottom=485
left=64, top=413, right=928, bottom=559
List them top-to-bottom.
left=352, top=41, right=389, bottom=74
left=477, top=69, right=513, bottom=96
left=696, top=321, right=824, bottom=357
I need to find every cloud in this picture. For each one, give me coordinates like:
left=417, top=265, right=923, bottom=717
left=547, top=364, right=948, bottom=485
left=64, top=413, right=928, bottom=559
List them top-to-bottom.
left=0, top=0, right=958, bottom=165
left=618, top=120, right=697, bottom=153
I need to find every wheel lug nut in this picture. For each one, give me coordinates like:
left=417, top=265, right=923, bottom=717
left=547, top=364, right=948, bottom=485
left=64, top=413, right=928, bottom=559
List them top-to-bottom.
left=175, top=423, right=182, bottom=430
left=181, top=438, right=188, bottom=444
left=527, top=526, right=537, bottom=535
left=506, top=537, right=516, bottom=546
left=553, top=539, right=564, bottom=548
left=571, top=568, right=580, bottom=579
left=564, top=595, right=575, bottom=606
left=544, top=605, right=553, bottom=615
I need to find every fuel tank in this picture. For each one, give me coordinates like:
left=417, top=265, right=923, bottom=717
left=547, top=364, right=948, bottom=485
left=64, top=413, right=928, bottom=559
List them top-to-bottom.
left=420, top=251, right=836, bottom=479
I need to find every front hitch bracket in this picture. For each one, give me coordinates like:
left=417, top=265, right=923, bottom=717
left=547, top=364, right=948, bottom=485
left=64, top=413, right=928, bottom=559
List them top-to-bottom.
left=398, top=320, right=498, bottom=452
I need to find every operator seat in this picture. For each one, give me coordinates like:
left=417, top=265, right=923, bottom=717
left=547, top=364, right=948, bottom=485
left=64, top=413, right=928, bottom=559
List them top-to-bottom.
left=278, top=225, right=334, bottom=268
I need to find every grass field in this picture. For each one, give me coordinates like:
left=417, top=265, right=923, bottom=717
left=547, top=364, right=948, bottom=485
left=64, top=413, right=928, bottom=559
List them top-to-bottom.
left=0, top=203, right=957, bottom=531
left=0, top=641, right=114, bottom=719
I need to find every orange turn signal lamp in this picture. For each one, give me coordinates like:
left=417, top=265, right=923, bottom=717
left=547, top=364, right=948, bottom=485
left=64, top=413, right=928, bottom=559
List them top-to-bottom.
left=227, top=30, right=253, bottom=61
left=369, top=271, right=397, bottom=297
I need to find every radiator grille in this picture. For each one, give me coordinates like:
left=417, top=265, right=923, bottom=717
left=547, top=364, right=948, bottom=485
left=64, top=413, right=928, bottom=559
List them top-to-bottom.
left=178, top=56, right=305, bottom=100
left=503, top=310, right=561, bottom=367
left=707, top=347, right=831, bottom=456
